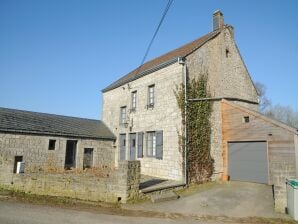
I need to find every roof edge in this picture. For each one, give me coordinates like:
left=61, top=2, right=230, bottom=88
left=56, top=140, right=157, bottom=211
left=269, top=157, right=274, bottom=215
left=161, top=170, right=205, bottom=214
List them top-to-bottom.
left=102, top=30, right=221, bottom=93
left=183, top=30, right=221, bottom=58
left=102, top=57, right=179, bottom=93
left=222, top=99, right=298, bottom=134
left=0, top=106, right=102, bottom=123
left=0, top=128, right=116, bottom=140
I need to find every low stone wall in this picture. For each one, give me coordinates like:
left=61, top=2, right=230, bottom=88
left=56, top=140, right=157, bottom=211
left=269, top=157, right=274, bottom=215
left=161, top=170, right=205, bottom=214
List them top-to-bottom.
left=0, top=161, right=140, bottom=203
left=271, top=161, right=296, bottom=213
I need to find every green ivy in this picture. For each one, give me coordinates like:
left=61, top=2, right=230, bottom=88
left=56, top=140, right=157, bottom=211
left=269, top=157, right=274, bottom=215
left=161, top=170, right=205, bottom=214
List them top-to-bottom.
left=175, top=75, right=214, bottom=183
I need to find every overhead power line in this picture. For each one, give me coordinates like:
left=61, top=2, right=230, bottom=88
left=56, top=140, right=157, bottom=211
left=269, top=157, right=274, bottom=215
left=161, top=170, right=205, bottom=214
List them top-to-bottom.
left=135, top=0, right=174, bottom=74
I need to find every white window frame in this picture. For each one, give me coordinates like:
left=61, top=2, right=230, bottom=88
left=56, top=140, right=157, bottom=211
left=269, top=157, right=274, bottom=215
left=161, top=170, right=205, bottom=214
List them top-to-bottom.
left=148, top=85, right=155, bottom=108
left=131, top=91, right=137, bottom=111
left=120, top=106, right=127, bottom=125
left=146, top=131, right=156, bottom=157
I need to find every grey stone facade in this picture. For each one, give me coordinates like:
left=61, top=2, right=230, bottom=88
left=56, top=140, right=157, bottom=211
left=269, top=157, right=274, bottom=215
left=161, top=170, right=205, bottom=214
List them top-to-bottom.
left=102, top=24, right=258, bottom=181
left=102, top=63, right=184, bottom=180
left=0, top=133, right=115, bottom=173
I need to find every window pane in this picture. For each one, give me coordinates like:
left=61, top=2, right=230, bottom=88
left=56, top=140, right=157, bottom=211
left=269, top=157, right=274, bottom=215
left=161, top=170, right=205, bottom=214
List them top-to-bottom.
left=148, top=85, right=155, bottom=106
left=131, top=92, right=137, bottom=109
left=120, top=107, right=126, bottom=124
left=147, top=132, right=156, bottom=157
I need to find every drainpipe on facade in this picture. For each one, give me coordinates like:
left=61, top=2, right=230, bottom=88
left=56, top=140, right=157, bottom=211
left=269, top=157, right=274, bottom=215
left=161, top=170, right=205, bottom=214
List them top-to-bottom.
left=178, top=57, right=188, bottom=185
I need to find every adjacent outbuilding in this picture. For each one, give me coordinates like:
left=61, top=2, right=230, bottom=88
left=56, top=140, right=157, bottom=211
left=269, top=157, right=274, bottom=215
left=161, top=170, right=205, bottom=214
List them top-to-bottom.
left=221, top=100, right=298, bottom=212
left=0, top=107, right=116, bottom=174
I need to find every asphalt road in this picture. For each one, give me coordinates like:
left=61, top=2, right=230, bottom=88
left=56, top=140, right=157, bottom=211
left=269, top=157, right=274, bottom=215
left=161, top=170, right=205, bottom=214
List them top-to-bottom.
left=0, top=201, right=216, bottom=224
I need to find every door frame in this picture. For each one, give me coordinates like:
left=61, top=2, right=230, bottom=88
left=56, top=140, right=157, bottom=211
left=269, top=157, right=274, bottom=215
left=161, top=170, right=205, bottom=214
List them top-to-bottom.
left=64, top=140, right=77, bottom=169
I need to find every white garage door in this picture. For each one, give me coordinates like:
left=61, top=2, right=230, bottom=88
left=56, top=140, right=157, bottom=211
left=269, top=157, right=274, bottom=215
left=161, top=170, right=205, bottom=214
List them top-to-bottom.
left=228, top=141, right=268, bottom=184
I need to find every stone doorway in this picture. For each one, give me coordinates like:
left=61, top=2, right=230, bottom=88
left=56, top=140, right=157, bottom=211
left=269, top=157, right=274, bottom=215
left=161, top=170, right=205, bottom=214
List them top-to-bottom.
left=64, top=140, right=77, bottom=169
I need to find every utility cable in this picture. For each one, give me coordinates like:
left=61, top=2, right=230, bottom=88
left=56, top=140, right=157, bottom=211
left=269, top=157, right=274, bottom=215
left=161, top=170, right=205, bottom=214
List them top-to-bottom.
left=134, top=0, right=174, bottom=75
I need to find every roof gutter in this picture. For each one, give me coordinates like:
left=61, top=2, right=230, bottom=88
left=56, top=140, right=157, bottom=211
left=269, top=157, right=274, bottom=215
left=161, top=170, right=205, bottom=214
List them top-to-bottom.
left=188, top=97, right=259, bottom=105
left=0, top=129, right=116, bottom=141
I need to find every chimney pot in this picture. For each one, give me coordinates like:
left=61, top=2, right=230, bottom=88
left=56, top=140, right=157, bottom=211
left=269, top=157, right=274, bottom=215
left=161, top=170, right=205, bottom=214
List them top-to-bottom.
left=213, top=10, right=224, bottom=31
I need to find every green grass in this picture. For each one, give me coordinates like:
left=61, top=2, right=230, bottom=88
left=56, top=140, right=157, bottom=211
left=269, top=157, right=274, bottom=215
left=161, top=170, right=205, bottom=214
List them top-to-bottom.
left=175, top=181, right=218, bottom=197
left=0, top=185, right=120, bottom=209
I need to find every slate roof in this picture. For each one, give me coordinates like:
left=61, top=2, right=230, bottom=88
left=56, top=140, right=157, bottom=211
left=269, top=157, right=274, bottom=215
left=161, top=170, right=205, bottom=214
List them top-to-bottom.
left=102, top=30, right=221, bottom=92
left=0, top=107, right=115, bottom=140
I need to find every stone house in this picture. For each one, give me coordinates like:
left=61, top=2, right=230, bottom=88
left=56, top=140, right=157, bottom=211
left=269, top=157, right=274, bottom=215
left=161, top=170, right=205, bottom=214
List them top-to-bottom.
left=0, top=10, right=297, bottom=211
left=101, top=11, right=259, bottom=181
left=101, top=11, right=298, bottom=212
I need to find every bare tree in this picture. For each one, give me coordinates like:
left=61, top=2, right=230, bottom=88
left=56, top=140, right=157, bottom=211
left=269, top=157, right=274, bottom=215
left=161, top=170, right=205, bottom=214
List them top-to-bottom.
left=254, top=81, right=271, bottom=112
left=254, top=81, right=298, bottom=128
left=266, top=105, right=298, bottom=129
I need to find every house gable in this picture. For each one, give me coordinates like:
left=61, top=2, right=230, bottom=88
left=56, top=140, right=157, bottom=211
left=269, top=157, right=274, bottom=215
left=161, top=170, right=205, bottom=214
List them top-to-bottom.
left=185, top=26, right=258, bottom=109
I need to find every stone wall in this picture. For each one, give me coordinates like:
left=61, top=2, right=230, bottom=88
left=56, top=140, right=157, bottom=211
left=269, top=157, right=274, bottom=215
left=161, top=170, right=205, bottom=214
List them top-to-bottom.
left=185, top=26, right=259, bottom=179
left=102, top=63, right=184, bottom=180
left=0, top=133, right=115, bottom=172
left=0, top=160, right=140, bottom=203
left=271, top=160, right=296, bottom=213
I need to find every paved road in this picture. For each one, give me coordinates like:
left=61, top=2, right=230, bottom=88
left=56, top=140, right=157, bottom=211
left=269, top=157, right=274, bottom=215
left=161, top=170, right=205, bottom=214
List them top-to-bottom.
left=0, top=201, right=217, bottom=224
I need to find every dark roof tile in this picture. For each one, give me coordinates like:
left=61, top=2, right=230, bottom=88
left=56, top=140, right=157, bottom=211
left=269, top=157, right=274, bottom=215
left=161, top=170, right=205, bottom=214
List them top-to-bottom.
left=0, top=107, right=115, bottom=140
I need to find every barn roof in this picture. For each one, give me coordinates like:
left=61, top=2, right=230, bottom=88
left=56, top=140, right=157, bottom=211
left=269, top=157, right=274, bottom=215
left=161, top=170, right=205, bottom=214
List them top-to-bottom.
left=0, top=107, right=115, bottom=140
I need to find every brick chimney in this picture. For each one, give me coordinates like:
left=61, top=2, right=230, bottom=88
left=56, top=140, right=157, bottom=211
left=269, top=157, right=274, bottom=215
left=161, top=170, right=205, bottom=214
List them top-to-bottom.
left=213, top=10, right=224, bottom=31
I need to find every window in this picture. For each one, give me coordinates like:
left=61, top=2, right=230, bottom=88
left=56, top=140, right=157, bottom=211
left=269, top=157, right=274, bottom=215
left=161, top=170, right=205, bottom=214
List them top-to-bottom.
left=226, top=48, right=230, bottom=58
left=148, top=85, right=155, bottom=108
left=131, top=91, right=137, bottom=111
left=120, top=106, right=127, bottom=125
left=243, top=116, right=250, bottom=123
left=146, top=131, right=163, bottom=159
left=147, top=132, right=156, bottom=157
left=48, top=139, right=56, bottom=150
left=13, top=156, right=23, bottom=173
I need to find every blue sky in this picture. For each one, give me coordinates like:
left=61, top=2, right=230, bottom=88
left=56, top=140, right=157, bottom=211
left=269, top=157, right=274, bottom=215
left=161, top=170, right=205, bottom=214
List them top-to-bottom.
left=0, top=0, right=297, bottom=119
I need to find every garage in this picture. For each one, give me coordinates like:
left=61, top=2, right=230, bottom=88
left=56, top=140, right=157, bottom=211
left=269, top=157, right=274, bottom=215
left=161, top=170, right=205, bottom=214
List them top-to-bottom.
left=222, top=100, right=298, bottom=212
left=228, top=141, right=268, bottom=184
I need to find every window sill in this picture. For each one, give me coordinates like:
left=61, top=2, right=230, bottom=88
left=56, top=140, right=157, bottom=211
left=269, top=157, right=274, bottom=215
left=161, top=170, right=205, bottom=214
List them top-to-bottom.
left=146, top=104, right=154, bottom=109
left=130, top=108, right=136, bottom=113
left=120, top=122, right=129, bottom=128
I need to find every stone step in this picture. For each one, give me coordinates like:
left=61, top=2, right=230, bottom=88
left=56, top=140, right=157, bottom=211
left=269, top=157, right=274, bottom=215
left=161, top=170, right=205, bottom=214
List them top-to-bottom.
left=150, top=191, right=179, bottom=203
